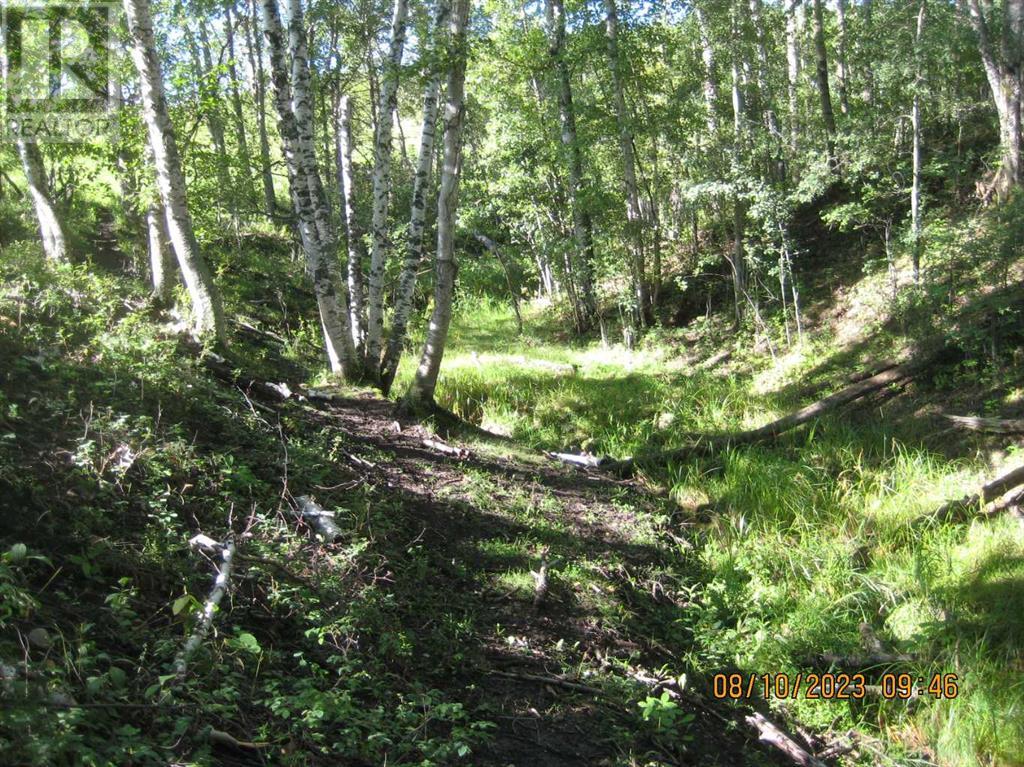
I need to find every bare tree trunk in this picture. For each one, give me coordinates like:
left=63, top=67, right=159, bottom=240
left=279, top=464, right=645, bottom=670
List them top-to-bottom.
left=124, top=0, right=226, bottom=342
left=225, top=0, right=256, bottom=205
left=245, top=0, right=277, bottom=216
left=261, top=0, right=359, bottom=377
left=365, top=0, right=410, bottom=370
left=405, top=0, right=470, bottom=409
left=545, top=0, right=597, bottom=329
left=603, top=0, right=648, bottom=324
left=786, top=0, right=803, bottom=153
left=811, top=0, right=838, bottom=166
left=835, top=0, right=851, bottom=115
left=861, top=0, right=875, bottom=104
left=911, top=0, right=927, bottom=284
left=964, top=0, right=1024, bottom=196
left=381, top=2, right=448, bottom=395
left=695, top=4, right=720, bottom=136
left=192, top=21, right=234, bottom=209
left=731, top=37, right=748, bottom=327
left=1, top=40, right=69, bottom=262
left=335, top=95, right=365, bottom=350
left=17, top=143, right=69, bottom=263
left=147, top=200, right=175, bottom=303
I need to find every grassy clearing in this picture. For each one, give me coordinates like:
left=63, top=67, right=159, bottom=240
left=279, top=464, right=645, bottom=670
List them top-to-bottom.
left=392, top=293, right=1024, bottom=767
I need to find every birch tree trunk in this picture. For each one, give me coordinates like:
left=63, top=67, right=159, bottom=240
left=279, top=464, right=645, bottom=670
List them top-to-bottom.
left=124, top=0, right=226, bottom=342
left=225, top=0, right=256, bottom=205
left=245, top=0, right=277, bottom=216
left=261, top=0, right=360, bottom=377
left=365, top=0, right=411, bottom=370
left=405, top=0, right=471, bottom=409
left=545, top=0, right=597, bottom=329
left=603, top=0, right=648, bottom=325
left=786, top=0, right=802, bottom=153
left=811, top=0, right=838, bottom=167
left=835, top=0, right=851, bottom=116
left=860, top=0, right=875, bottom=105
left=911, top=0, right=927, bottom=283
left=964, top=0, right=1024, bottom=196
left=381, top=1, right=449, bottom=395
left=695, top=4, right=720, bottom=136
left=193, top=21, right=234, bottom=206
left=731, top=35, right=748, bottom=327
left=336, top=94, right=366, bottom=350
left=17, top=142, right=69, bottom=263
left=147, top=200, right=175, bottom=304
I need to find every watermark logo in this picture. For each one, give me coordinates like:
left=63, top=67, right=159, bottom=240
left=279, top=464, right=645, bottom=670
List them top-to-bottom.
left=1, top=0, right=119, bottom=143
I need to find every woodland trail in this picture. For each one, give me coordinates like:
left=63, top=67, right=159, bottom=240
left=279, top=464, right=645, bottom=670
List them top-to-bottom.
left=265, top=386, right=792, bottom=766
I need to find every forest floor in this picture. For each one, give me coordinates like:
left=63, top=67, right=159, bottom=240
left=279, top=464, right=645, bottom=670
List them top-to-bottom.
left=2, top=210, right=1023, bottom=766
left=0, top=248, right=793, bottom=766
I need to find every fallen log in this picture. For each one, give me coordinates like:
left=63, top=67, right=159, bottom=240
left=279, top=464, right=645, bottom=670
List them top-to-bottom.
left=202, top=352, right=293, bottom=402
left=601, top=359, right=924, bottom=474
left=941, top=414, right=1024, bottom=435
left=422, top=438, right=470, bottom=459
left=547, top=451, right=612, bottom=469
left=920, top=464, right=1024, bottom=526
left=293, top=496, right=343, bottom=543
left=174, top=536, right=236, bottom=678
left=745, top=712, right=828, bottom=767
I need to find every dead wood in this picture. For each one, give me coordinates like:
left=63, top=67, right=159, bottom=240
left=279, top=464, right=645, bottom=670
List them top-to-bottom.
left=202, top=352, right=293, bottom=402
left=600, top=358, right=925, bottom=474
left=941, top=414, right=1024, bottom=435
left=422, top=438, right=470, bottom=459
left=921, top=463, right=1024, bottom=526
left=293, top=496, right=343, bottom=542
left=173, top=536, right=236, bottom=679
left=531, top=548, right=550, bottom=608
left=488, top=670, right=606, bottom=696
left=745, top=711, right=828, bottom=767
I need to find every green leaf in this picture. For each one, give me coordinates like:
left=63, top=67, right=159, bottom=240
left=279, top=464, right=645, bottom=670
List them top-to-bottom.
left=171, top=595, right=191, bottom=616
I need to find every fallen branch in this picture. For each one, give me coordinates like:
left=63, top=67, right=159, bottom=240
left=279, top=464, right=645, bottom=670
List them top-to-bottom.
left=202, top=352, right=293, bottom=402
left=603, top=359, right=925, bottom=474
left=941, top=414, right=1024, bottom=435
left=422, top=438, right=470, bottom=459
left=546, top=451, right=611, bottom=469
left=921, top=464, right=1024, bottom=526
left=293, top=496, right=343, bottom=542
left=174, top=536, right=236, bottom=678
left=531, top=548, right=550, bottom=608
left=804, top=651, right=915, bottom=670
left=489, top=670, right=605, bottom=696
left=745, top=712, right=828, bottom=767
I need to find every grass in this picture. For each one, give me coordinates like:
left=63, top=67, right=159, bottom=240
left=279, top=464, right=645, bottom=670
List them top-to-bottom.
left=390, top=292, right=1024, bottom=767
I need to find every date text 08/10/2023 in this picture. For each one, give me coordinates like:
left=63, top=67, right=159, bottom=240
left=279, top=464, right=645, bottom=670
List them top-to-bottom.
left=711, top=672, right=959, bottom=700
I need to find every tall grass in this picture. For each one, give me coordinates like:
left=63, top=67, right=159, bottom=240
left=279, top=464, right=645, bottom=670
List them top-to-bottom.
left=395, top=296, right=1024, bottom=767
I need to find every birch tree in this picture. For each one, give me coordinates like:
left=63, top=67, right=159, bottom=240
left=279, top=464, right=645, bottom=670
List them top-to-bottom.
left=124, top=0, right=226, bottom=341
left=244, top=0, right=277, bottom=216
left=261, top=0, right=360, bottom=377
left=365, top=0, right=410, bottom=369
left=381, top=0, right=449, bottom=395
left=405, top=0, right=471, bottom=409
left=545, top=0, right=597, bottom=329
left=603, top=0, right=648, bottom=324
left=811, top=0, right=838, bottom=166
left=963, top=0, right=1024, bottom=196
left=336, top=94, right=365, bottom=349
left=16, top=143, right=69, bottom=264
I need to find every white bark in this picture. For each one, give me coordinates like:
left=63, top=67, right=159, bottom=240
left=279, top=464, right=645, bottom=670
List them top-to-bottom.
left=123, top=0, right=226, bottom=341
left=245, top=0, right=277, bottom=216
left=261, top=0, right=359, bottom=377
left=365, top=0, right=411, bottom=369
left=406, top=0, right=471, bottom=408
left=545, top=0, right=597, bottom=327
left=604, top=0, right=648, bottom=322
left=786, top=0, right=803, bottom=152
left=835, top=0, right=850, bottom=115
left=911, top=0, right=927, bottom=283
left=964, top=0, right=1024, bottom=194
left=225, top=1, right=255, bottom=204
left=381, top=2, right=448, bottom=394
left=695, top=4, right=720, bottom=136
left=336, top=94, right=365, bottom=349
left=18, top=143, right=69, bottom=263
left=147, top=201, right=175, bottom=303
left=173, top=536, right=236, bottom=678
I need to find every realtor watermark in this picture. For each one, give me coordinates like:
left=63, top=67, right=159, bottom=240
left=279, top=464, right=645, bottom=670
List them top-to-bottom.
left=1, top=0, right=119, bottom=142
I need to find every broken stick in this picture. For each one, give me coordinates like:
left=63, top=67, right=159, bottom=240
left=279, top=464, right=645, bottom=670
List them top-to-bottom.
left=174, top=536, right=236, bottom=678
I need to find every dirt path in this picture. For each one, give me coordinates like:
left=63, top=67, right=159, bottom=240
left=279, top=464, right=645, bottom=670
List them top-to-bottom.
left=285, top=391, right=788, bottom=766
